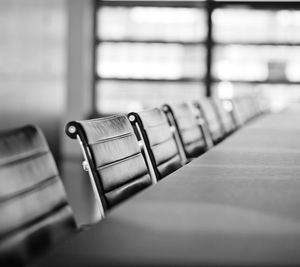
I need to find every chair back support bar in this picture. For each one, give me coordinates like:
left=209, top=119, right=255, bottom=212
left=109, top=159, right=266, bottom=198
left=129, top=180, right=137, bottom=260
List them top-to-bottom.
left=65, top=115, right=152, bottom=214
left=0, top=125, right=76, bottom=267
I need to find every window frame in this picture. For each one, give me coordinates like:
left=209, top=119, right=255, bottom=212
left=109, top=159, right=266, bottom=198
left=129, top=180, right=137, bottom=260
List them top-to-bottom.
left=93, top=0, right=300, bottom=115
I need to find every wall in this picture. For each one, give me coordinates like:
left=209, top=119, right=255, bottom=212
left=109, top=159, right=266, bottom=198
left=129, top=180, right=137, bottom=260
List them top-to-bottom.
left=0, top=0, right=67, bottom=162
left=0, top=0, right=98, bottom=226
left=61, top=0, right=99, bottom=226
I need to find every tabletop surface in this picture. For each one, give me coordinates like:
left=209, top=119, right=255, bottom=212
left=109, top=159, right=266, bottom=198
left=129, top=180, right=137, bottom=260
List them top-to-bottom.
left=31, top=105, right=300, bottom=267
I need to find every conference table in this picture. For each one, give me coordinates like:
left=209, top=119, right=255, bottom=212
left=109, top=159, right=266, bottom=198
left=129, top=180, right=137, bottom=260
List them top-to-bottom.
left=32, top=104, right=300, bottom=267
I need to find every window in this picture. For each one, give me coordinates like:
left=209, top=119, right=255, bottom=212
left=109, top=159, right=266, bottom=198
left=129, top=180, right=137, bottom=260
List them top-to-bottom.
left=94, top=1, right=207, bottom=114
left=94, top=1, right=300, bottom=114
left=212, top=3, right=300, bottom=110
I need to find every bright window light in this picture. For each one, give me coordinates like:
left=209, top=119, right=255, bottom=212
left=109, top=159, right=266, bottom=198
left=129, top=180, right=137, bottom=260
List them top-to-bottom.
left=217, top=82, right=234, bottom=99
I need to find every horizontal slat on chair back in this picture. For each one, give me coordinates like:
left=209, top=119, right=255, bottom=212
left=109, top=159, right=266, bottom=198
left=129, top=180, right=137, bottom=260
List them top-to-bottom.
left=198, top=98, right=224, bottom=143
left=169, top=103, right=206, bottom=159
left=132, top=108, right=182, bottom=180
left=75, top=115, right=152, bottom=209
left=0, top=125, right=75, bottom=266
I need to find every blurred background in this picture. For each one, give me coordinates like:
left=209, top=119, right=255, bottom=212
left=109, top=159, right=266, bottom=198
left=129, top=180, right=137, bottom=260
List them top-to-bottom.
left=1, top=0, right=300, bottom=224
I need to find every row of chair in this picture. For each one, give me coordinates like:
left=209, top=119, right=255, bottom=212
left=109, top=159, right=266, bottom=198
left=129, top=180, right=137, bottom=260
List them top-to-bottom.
left=0, top=94, right=267, bottom=266
left=231, top=94, right=269, bottom=127
left=65, top=95, right=267, bottom=217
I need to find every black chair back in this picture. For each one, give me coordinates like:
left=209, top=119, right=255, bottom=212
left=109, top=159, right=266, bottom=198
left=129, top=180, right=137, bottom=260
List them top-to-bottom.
left=231, top=96, right=254, bottom=126
left=196, top=98, right=225, bottom=144
left=212, top=98, right=236, bottom=135
left=163, top=103, right=207, bottom=160
left=128, top=108, right=183, bottom=180
left=65, top=115, right=153, bottom=215
left=0, top=125, right=76, bottom=267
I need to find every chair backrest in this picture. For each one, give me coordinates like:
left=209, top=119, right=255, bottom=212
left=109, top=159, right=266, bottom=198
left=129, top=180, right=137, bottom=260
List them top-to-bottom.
left=253, top=93, right=270, bottom=114
left=247, top=94, right=263, bottom=119
left=231, top=96, right=255, bottom=126
left=241, top=96, right=254, bottom=122
left=196, top=98, right=225, bottom=144
left=211, top=98, right=236, bottom=135
left=188, top=101, right=214, bottom=150
left=163, top=103, right=207, bottom=160
left=128, top=108, right=183, bottom=181
left=65, top=115, right=153, bottom=216
left=0, top=125, right=76, bottom=267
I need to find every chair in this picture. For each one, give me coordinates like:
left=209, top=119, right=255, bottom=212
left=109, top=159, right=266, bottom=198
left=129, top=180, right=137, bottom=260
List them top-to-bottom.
left=253, top=93, right=270, bottom=115
left=248, top=94, right=267, bottom=119
left=231, top=96, right=254, bottom=126
left=241, top=96, right=255, bottom=122
left=211, top=97, right=237, bottom=136
left=196, top=98, right=225, bottom=144
left=162, top=103, right=207, bottom=161
left=128, top=108, right=183, bottom=181
left=65, top=115, right=153, bottom=218
left=0, top=125, right=76, bottom=267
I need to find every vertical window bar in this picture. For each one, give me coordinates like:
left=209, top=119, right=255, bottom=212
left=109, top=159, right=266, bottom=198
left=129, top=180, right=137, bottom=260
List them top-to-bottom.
left=205, top=0, right=213, bottom=97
